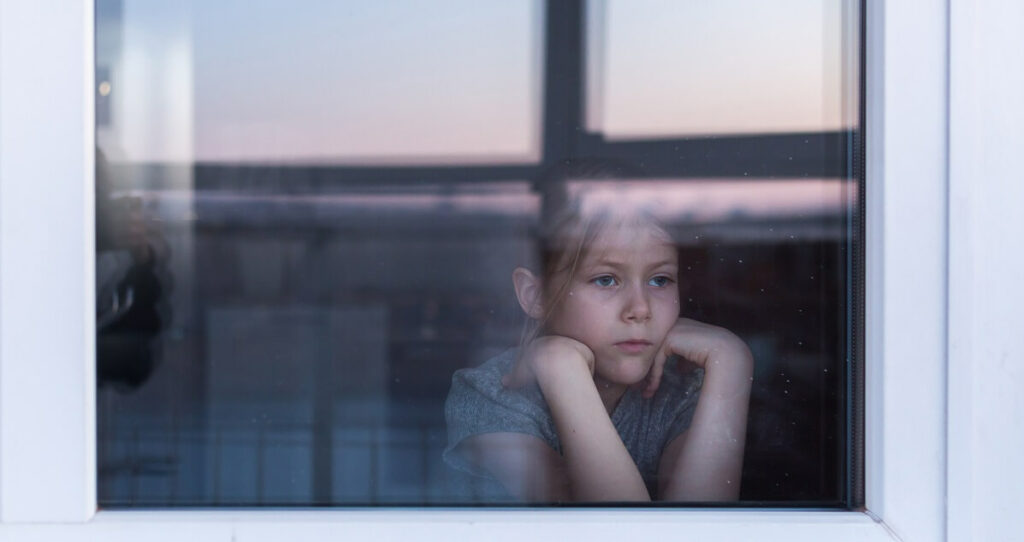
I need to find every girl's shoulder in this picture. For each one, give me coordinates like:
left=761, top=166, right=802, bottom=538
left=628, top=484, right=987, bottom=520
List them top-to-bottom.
left=446, top=348, right=549, bottom=418
left=443, top=349, right=560, bottom=474
left=450, top=349, right=516, bottom=392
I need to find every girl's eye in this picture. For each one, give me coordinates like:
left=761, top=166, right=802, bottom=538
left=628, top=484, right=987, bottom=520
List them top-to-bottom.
left=593, top=275, right=618, bottom=287
left=648, top=276, right=672, bottom=287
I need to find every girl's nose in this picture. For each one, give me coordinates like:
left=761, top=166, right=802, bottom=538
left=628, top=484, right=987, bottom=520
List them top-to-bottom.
left=622, top=284, right=652, bottom=322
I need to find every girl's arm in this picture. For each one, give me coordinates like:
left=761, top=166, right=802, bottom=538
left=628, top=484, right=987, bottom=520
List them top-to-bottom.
left=651, top=319, right=753, bottom=501
left=502, top=336, right=651, bottom=501
left=455, top=432, right=571, bottom=501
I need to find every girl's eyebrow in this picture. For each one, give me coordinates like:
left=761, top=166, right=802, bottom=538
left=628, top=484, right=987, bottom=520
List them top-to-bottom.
left=589, top=258, right=677, bottom=270
left=649, top=260, right=678, bottom=270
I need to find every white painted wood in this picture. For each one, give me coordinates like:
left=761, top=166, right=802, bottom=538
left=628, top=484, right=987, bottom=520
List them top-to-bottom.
left=0, top=0, right=97, bottom=523
left=0, top=0, right=988, bottom=540
left=863, top=0, right=949, bottom=541
left=863, top=0, right=886, bottom=519
left=947, top=1, right=1024, bottom=541
left=0, top=510, right=893, bottom=542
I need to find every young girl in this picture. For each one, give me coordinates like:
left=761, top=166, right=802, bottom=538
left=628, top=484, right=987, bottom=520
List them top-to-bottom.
left=443, top=205, right=753, bottom=502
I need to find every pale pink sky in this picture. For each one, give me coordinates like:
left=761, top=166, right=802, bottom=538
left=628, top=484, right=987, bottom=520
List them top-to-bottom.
left=100, top=0, right=858, bottom=164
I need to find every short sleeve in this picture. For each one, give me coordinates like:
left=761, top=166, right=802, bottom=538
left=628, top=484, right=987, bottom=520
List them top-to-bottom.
left=442, top=350, right=560, bottom=478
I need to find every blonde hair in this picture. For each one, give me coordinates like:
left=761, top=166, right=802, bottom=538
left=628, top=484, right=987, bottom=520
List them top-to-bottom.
left=518, top=203, right=673, bottom=351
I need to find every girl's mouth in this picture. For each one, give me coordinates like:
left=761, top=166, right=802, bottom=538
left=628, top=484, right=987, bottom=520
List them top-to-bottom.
left=614, top=340, right=652, bottom=354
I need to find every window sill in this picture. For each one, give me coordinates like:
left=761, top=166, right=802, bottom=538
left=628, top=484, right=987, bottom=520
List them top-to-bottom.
left=0, top=509, right=895, bottom=541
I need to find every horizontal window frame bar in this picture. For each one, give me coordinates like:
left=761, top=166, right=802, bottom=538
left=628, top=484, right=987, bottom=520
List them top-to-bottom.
left=103, top=131, right=854, bottom=193
left=0, top=510, right=895, bottom=542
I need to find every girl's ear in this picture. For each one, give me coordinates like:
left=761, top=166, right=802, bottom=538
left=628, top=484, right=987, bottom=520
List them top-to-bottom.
left=512, top=267, right=545, bottom=319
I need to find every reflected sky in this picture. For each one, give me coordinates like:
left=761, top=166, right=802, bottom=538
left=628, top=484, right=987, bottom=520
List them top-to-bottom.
left=97, top=0, right=855, bottom=164
left=192, top=0, right=541, bottom=163
left=591, top=0, right=851, bottom=138
left=569, top=179, right=855, bottom=223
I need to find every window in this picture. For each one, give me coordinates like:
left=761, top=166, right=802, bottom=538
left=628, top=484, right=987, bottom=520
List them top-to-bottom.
left=4, top=0, right=997, bottom=539
left=92, top=0, right=860, bottom=507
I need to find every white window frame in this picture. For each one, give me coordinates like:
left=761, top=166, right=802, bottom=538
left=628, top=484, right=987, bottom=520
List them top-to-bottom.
left=2, top=0, right=1020, bottom=540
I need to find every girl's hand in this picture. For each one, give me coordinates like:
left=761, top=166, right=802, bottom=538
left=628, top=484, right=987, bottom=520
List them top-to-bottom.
left=642, top=318, right=753, bottom=398
left=503, top=335, right=595, bottom=390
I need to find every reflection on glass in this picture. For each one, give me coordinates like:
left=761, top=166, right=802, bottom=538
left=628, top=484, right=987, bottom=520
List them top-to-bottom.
left=96, top=0, right=860, bottom=507
left=98, top=0, right=541, bottom=165
left=586, top=0, right=857, bottom=138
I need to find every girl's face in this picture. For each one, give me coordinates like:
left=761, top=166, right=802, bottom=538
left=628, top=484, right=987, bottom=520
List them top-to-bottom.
left=545, top=223, right=680, bottom=386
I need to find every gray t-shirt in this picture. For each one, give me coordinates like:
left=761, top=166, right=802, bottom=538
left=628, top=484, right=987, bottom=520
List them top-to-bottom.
left=443, top=349, right=703, bottom=499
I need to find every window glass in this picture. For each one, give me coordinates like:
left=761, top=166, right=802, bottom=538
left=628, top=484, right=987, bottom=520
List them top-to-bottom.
left=96, top=0, right=861, bottom=506
left=98, top=0, right=541, bottom=164
left=585, top=0, right=855, bottom=137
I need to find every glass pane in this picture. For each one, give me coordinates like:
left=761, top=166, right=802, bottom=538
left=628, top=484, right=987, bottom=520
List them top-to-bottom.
left=96, top=0, right=861, bottom=507
left=97, top=0, right=541, bottom=164
left=586, top=0, right=857, bottom=138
